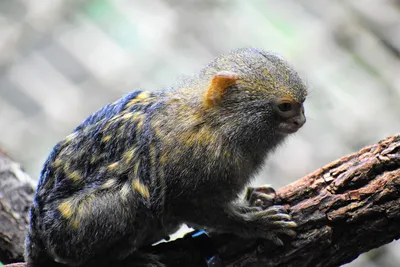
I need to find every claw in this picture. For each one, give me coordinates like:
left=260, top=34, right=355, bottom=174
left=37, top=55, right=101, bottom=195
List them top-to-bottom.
left=262, top=205, right=288, bottom=215
left=266, top=214, right=292, bottom=221
left=271, top=220, right=297, bottom=228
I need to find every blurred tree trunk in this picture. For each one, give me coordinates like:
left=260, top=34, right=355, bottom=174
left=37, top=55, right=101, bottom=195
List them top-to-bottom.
left=1, top=134, right=400, bottom=267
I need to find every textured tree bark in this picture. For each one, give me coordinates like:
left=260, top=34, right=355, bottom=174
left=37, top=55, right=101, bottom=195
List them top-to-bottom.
left=1, top=134, right=400, bottom=267
left=0, top=149, right=35, bottom=264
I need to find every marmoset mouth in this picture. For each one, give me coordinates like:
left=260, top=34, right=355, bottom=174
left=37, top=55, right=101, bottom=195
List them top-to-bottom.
left=278, top=123, right=303, bottom=134
left=279, top=128, right=299, bottom=134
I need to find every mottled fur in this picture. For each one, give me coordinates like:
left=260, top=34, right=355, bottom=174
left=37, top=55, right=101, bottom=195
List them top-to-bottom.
left=25, top=48, right=307, bottom=267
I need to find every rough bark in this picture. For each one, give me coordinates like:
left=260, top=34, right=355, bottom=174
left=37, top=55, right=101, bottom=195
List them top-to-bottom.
left=1, top=134, right=400, bottom=267
left=0, top=149, right=35, bottom=264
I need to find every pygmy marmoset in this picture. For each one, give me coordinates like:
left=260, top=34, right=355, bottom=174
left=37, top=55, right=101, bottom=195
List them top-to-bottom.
left=25, top=48, right=307, bottom=267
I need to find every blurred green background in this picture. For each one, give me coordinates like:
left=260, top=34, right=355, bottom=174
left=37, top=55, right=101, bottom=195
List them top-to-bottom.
left=1, top=0, right=400, bottom=266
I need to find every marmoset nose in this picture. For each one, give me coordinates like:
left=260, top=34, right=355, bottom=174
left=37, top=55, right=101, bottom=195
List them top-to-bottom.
left=292, top=113, right=306, bottom=128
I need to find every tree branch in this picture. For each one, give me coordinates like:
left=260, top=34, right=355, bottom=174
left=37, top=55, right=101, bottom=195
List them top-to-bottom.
left=1, top=134, right=400, bottom=267
left=0, top=149, right=35, bottom=264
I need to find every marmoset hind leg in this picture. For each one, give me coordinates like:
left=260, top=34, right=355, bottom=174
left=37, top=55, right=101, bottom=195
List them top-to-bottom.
left=26, top=192, right=165, bottom=267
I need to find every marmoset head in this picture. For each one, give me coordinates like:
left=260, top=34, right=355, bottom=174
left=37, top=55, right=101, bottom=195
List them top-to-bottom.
left=200, top=48, right=307, bottom=148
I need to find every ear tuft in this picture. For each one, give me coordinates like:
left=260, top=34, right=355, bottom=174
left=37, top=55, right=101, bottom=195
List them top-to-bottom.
left=203, top=72, right=238, bottom=108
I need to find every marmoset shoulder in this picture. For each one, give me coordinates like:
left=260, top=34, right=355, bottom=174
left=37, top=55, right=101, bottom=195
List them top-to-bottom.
left=25, top=47, right=307, bottom=267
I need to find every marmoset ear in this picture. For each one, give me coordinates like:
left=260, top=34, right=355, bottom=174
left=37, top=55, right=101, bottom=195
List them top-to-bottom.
left=203, top=72, right=239, bottom=108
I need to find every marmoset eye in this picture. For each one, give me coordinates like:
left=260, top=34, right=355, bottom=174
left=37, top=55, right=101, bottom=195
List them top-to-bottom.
left=277, top=102, right=293, bottom=112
